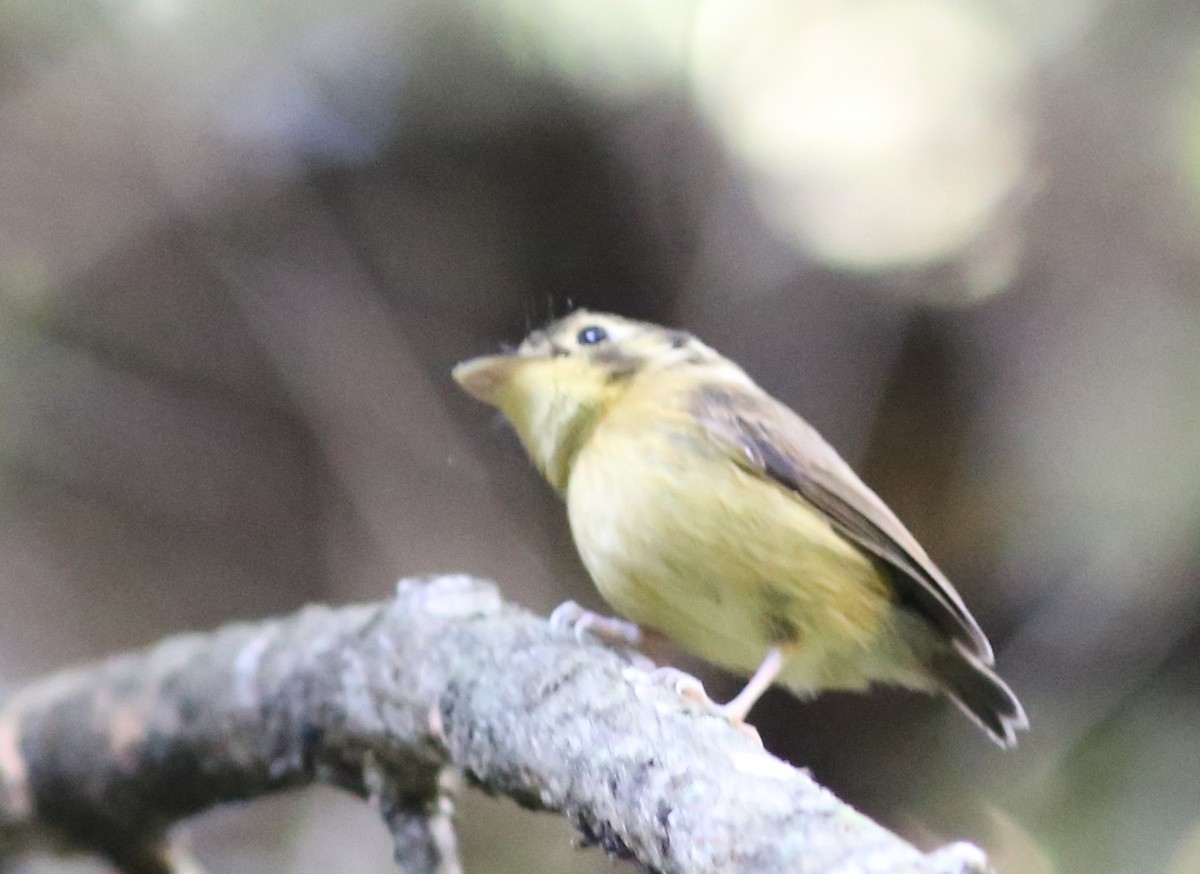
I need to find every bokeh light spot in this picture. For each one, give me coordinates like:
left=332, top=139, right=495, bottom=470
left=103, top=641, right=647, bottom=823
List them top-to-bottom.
left=472, top=0, right=695, bottom=99
left=691, top=0, right=1029, bottom=274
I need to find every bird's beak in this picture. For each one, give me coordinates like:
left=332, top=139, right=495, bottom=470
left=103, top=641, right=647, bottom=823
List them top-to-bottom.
left=452, top=354, right=522, bottom=405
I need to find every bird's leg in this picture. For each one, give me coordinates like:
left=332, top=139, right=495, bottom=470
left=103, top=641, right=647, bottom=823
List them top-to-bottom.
left=549, top=600, right=642, bottom=648
left=713, top=647, right=785, bottom=723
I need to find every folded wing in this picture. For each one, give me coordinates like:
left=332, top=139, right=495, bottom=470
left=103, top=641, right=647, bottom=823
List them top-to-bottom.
left=690, top=383, right=994, bottom=664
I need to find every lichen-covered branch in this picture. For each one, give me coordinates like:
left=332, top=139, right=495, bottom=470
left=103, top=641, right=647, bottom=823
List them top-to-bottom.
left=0, top=575, right=991, bottom=874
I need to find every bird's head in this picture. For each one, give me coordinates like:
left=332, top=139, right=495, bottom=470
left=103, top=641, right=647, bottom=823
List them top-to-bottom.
left=453, top=310, right=726, bottom=488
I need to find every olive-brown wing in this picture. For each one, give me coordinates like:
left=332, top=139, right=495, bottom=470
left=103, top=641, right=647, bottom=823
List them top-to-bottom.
left=690, top=383, right=994, bottom=664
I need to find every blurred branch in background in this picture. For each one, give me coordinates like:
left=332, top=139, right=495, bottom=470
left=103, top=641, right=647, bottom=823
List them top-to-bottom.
left=1, top=0, right=1199, bottom=872
left=0, top=575, right=991, bottom=874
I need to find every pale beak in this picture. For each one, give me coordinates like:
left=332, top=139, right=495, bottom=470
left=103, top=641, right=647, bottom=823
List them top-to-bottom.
left=452, top=354, right=522, bottom=404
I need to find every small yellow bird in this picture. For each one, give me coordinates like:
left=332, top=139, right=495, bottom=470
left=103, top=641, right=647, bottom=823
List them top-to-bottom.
left=454, top=310, right=1027, bottom=747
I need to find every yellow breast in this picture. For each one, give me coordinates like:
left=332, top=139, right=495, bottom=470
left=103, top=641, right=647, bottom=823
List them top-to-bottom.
left=564, top=380, right=897, bottom=692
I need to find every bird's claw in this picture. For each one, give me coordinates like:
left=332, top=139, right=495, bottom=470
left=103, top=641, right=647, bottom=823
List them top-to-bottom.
left=549, top=600, right=642, bottom=648
left=651, top=666, right=710, bottom=703
left=650, top=667, right=764, bottom=745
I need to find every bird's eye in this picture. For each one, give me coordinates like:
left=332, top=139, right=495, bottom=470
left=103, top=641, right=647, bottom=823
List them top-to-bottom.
left=576, top=325, right=609, bottom=345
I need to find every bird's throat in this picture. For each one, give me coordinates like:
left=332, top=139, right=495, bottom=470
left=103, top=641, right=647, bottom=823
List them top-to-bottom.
left=505, top=389, right=610, bottom=493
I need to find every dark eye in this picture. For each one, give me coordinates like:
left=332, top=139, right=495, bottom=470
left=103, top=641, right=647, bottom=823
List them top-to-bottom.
left=576, top=325, right=608, bottom=345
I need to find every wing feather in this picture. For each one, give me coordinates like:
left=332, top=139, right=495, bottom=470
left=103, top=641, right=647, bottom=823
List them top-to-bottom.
left=690, top=383, right=994, bottom=663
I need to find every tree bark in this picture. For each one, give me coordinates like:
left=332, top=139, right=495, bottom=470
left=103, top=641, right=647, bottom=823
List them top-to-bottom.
left=0, top=574, right=990, bottom=873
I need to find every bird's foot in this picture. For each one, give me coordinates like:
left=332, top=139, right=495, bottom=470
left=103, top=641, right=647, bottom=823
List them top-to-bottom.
left=549, top=600, right=642, bottom=648
left=650, top=666, right=709, bottom=703
left=650, top=667, right=763, bottom=745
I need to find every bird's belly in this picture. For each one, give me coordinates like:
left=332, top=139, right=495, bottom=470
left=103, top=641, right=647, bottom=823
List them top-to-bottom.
left=566, top=431, right=894, bottom=689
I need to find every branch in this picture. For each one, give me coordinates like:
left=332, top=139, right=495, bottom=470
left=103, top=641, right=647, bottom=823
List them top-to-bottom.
left=0, top=575, right=991, bottom=874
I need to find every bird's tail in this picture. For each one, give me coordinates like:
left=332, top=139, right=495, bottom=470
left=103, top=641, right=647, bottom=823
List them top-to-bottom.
left=930, top=641, right=1028, bottom=748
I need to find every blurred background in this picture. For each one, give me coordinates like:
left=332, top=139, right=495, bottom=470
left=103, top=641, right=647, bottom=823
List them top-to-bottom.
left=1, top=0, right=1198, bottom=872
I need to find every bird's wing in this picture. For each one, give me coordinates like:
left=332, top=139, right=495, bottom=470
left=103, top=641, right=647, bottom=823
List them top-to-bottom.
left=690, top=383, right=993, bottom=663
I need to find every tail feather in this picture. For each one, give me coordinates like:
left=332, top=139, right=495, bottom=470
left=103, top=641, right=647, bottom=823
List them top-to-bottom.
left=931, top=641, right=1028, bottom=748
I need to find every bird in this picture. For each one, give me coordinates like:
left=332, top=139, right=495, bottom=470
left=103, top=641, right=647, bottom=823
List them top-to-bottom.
left=453, top=310, right=1027, bottom=747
